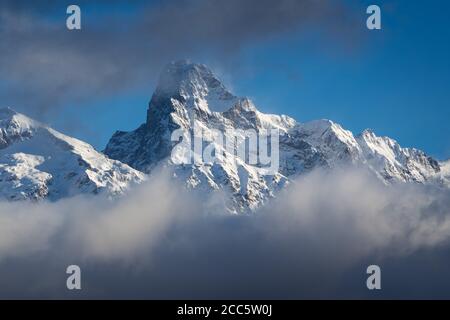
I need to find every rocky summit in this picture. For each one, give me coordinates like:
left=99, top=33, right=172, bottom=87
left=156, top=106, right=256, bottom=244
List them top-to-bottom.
left=104, top=60, right=448, bottom=212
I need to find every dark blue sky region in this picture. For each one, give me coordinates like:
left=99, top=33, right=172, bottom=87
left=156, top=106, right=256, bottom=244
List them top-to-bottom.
left=1, top=0, right=449, bottom=159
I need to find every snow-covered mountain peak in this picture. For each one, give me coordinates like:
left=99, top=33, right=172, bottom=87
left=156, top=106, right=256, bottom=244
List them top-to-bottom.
left=152, top=60, right=238, bottom=114
left=105, top=61, right=449, bottom=212
left=221, top=98, right=296, bottom=133
left=0, top=107, right=44, bottom=149
left=0, top=107, right=38, bottom=125
left=0, top=109, right=145, bottom=201
left=295, top=119, right=361, bottom=155
left=355, top=128, right=441, bottom=183
left=358, top=128, right=395, bottom=145
left=360, top=128, right=375, bottom=136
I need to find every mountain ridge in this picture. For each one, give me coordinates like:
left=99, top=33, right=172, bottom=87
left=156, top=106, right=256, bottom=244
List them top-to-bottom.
left=104, top=60, right=447, bottom=212
left=0, top=61, right=446, bottom=209
left=0, top=107, right=145, bottom=201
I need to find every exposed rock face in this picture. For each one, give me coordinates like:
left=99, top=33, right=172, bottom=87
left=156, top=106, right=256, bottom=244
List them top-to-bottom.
left=105, top=61, right=445, bottom=212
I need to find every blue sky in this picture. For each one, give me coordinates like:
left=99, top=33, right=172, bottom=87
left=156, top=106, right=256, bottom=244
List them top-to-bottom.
left=3, top=0, right=450, bottom=159
left=233, top=0, right=450, bottom=159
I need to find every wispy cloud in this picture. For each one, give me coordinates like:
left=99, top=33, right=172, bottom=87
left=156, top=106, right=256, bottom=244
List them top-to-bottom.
left=0, top=0, right=360, bottom=119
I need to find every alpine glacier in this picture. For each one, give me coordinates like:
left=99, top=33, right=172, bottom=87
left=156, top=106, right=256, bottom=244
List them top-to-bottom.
left=104, top=60, right=448, bottom=212
left=0, top=107, right=144, bottom=201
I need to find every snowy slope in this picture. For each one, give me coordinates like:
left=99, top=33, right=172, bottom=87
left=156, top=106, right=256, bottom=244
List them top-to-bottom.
left=103, top=60, right=447, bottom=212
left=0, top=107, right=145, bottom=201
left=356, top=129, right=441, bottom=183
left=437, top=159, right=450, bottom=187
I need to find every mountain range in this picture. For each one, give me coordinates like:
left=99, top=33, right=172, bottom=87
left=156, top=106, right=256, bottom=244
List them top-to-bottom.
left=1, top=60, right=448, bottom=211
left=0, top=107, right=144, bottom=200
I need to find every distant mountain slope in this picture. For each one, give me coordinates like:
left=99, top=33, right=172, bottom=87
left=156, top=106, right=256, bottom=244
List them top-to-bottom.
left=105, top=60, right=446, bottom=212
left=0, top=107, right=145, bottom=201
left=438, top=159, right=450, bottom=187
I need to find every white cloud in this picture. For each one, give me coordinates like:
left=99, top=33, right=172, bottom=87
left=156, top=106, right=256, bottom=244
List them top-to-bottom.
left=0, top=167, right=449, bottom=298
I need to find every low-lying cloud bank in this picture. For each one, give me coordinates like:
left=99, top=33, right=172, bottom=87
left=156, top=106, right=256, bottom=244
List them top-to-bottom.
left=0, top=167, right=450, bottom=299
